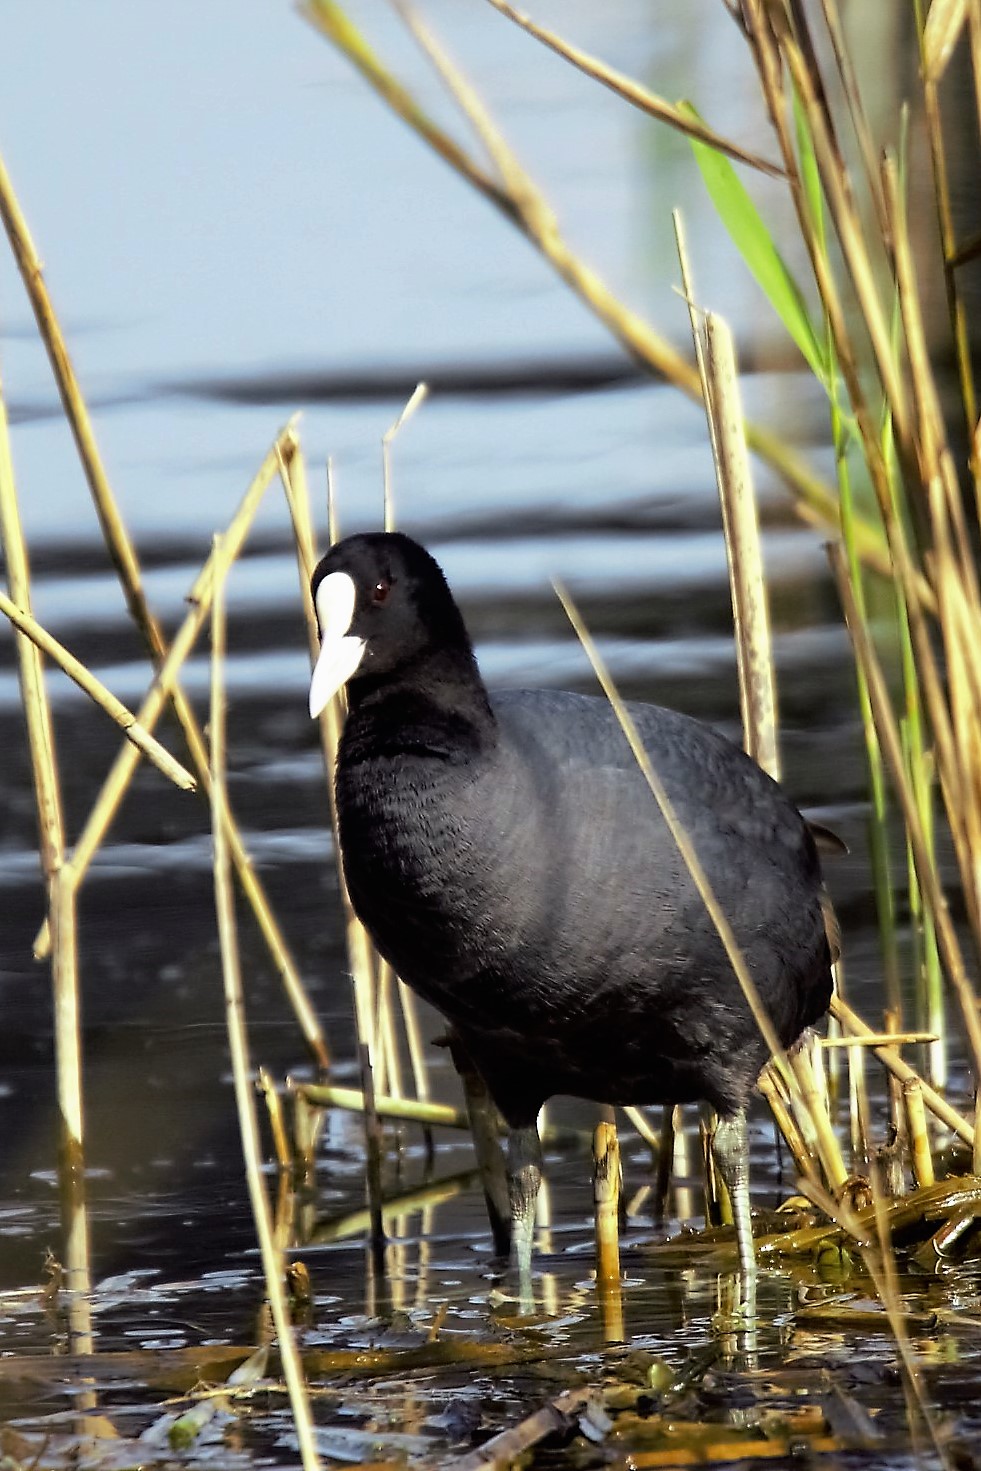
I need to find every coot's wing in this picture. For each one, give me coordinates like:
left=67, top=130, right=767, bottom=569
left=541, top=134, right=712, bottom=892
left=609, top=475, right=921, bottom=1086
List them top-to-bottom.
left=490, top=688, right=829, bottom=1042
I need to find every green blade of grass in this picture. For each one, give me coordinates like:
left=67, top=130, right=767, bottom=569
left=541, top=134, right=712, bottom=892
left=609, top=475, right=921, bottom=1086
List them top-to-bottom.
left=681, top=99, right=828, bottom=384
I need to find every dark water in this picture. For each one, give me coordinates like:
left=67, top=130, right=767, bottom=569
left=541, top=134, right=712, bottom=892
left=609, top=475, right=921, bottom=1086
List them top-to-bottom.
left=1, top=3, right=977, bottom=1466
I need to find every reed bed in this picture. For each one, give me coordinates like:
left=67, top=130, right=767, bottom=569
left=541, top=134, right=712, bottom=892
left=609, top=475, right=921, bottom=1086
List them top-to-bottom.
left=2, top=1, right=981, bottom=1465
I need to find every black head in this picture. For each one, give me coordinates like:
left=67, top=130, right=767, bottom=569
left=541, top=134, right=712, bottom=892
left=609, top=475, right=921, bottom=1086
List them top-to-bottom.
left=308, top=532, right=478, bottom=716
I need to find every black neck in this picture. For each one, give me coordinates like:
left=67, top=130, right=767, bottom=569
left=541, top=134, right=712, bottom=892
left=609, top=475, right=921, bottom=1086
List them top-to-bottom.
left=344, top=645, right=496, bottom=761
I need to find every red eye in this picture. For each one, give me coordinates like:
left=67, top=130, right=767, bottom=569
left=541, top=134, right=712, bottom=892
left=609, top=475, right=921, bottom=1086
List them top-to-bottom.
left=372, top=579, right=391, bottom=604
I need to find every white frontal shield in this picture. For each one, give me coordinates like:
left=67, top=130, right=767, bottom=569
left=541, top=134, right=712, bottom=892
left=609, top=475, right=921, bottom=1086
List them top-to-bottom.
left=309, top=572, right=366, bottom=717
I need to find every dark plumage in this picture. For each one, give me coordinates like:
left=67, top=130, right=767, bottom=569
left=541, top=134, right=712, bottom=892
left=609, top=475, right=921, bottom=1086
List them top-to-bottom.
left=309, top=531, right=833, bottom=1300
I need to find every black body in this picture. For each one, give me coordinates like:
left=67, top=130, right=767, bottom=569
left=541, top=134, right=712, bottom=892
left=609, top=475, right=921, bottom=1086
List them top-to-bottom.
left=316, top=533, right=832, bottom=1130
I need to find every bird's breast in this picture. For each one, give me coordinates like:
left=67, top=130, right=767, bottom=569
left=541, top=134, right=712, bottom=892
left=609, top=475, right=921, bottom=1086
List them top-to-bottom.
left=335, top=749, right=544, bottom=994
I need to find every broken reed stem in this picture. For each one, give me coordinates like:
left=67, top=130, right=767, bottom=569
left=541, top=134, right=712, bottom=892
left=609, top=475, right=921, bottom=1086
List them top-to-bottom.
left=676, top=214, right=779, bottom=779
left=701, top=311, right=779, bottom=779
left=0, top=362, right=84, bottom=1175
left=209, top=543, right=322, bottom=1471
left=0, top=590, right=196, bottom=791
left=820, top=1031, right=938, bottom=1048
left=903, top=1079, right=935, bottom=1189
left=297, top=1082, right=469, bottom=1129
left=593, top=1119, right=625, bottom=1341
left=593, top=1121, right=622, bottom=1285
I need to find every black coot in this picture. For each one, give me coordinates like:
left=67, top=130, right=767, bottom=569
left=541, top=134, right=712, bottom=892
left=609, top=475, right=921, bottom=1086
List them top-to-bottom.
left=309, top=532, right=833, bottom=1295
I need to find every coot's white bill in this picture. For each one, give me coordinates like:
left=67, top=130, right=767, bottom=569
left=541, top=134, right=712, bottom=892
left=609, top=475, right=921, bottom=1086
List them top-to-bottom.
left=309, top=571, right=365, bottom=717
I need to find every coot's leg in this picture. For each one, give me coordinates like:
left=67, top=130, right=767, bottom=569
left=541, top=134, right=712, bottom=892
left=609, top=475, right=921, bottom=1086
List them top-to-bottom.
left=451, top=1040, right=512, bottom=1255
left=712, top=1108, right=757, bottom=1305
left=507, top=1124, right=542, bottom=1305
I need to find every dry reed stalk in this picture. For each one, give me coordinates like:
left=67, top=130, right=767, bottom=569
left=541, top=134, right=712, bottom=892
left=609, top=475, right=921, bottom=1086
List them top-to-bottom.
left=484, top=0, right=783, bottom=175
left=739, top=0, right=944, bottom=671
left=813, top=0, right=889, bottom=240
left=922, top=0, right=970, bottom=80
left=301, top=1, right=902, bottom=577
left=917, top=2, right=978, bottom=433
left=779, top=26, right=909, bottom=443
left=0, top=147, right=156, bottom=631
left=0, top=156, right=316, bottom=1009
left=676, top=216, right=780, bottom=778
left=702, top=310, right=779, bottom=778
left=0, top=366, right=85, bottom=1179
left=0, top=376, right=64, bottom=880
left=382, top=380, right=428, bottom=533
left=382, top=394, right=439, bottom=1112
left=26, top=431, right=327, bottom=1069
left=279, top=441, right=382, bottom=1076
left=928, top=476, right=981, bottom=933
left=209, top=542, right=322, bottom=1471
left=830, top=546, right=981, bottom=1079
left=556, top=581, right=791, bottom=1085
left=0, top=591, right=196, bottom=791
left=372, top=960, right=402, bottom=1100
left=398, top=978, right=431, bottom=1106
left=832, top=995, right=974, bottom=1145
left=884, top=1007, right=906, bottom=1143
left=846, top=1021, right=872, bottom=1170
left=807, top=1031, right=830, bottom=1119
left=820, top=1032, right=938, bottom=1048
left=359, top=1040, right=386, bottom=1252
left=789, top=1048, right=848, bottom=1191
left=757, top=1066, right=814, bottom=1181
left=258, top=1068, right=293, bottom=1172
left=903, top=1079, right=935, bottom=1189
left=298, top=1082, right=469, bottom=1129
left=290, top=1086, right=323, bottom=1178
left=622, top=1105, right=660, bottom=1154
left=651, top=1105, right=675, bottom=1219
left=700, top=1118, right=725, bottom=1226
left=593, top=1121, right=622, bottom=1283
left=593, top=1121, right=625, bottom=1341
left=795, top=1175, right=939, bottom=1458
